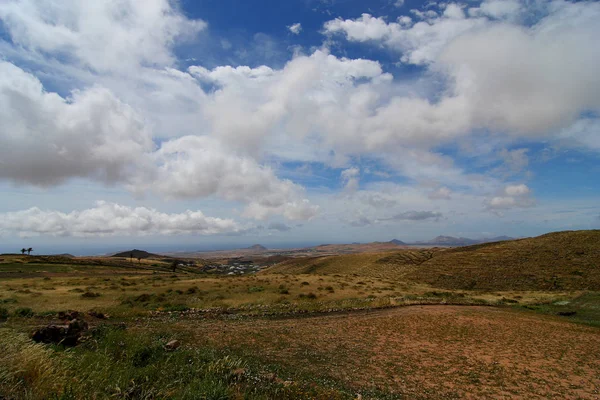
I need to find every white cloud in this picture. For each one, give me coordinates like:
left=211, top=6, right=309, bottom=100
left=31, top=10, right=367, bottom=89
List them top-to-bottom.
left=0, top=0, right=206, bottom=74
left=1, top=0, right=599, bottom=238
left=394, top=0, right=405, bottom=8
left=469, top=0, right=523, bottom=20
left=323, top=1, right=600, bottom=142
left=323, top=12, right=488, bottom=65
left=288, top=23, right=303, bottom=35
left=0, top=62, right=153, bottom=186
left=0, top=62, right=317, bottom=221
left=557, top=118, right=600, bottom=151
left=142, top=136, right=319, bottom=221
left=341, top=167, right=360, bottom=192
left=485, top=184, right=535, bottom=212
left=504, top=184, right=530, bottom=197
left=428, top=187, right=452, bottom=200
left=0, top=201, right=243, bottom=238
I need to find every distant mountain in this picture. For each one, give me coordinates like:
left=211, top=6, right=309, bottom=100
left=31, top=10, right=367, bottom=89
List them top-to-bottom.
left=414, top=235, right=515, bottom=246
left=389, top=239, right=406, bottom=245
left=247, top=244, right=267, bottom=251
left=111, top=249, right=161, bottom=259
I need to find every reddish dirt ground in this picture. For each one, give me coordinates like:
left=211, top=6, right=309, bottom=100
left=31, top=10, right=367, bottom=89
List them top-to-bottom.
left=171, top=305, right=600, bottom=399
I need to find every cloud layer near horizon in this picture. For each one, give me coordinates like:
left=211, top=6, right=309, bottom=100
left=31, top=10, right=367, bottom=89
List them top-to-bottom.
left=0, top=202, right=243, bottom=238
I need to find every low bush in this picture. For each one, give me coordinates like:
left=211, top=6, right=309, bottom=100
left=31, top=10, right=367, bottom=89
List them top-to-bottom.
left=80, top=292, right=101, bottom=299
left=14, top=307, right=34, bottom=317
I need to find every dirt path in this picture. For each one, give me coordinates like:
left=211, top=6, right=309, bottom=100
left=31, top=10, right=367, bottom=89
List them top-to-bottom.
left=167, top=305, right=600, bottom=399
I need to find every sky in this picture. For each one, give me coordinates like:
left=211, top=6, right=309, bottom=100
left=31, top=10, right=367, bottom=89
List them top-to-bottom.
left=0, top=0, right=599, bottom=255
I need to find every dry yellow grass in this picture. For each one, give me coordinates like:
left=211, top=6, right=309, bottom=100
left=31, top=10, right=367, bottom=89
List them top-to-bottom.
left=267, top=230, right=600, bottom=291
left=406, top=230, right=600, bottom=290
left=265, top=250, right=434, bottom=280
left=0, top=329, right=66, bottom=399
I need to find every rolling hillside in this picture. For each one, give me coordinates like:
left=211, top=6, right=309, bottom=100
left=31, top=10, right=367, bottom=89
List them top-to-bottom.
left=266, top=230, right=600, bottom=291
left=406, top=230, right=600, bottom=291
left=264, top=250, right=436, bottom=280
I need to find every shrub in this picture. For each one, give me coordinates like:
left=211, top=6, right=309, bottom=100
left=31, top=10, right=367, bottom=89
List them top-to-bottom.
left=248, top=286, right=264, bottom=293
left=80, top=292, right=101, bottom=299
left=298, top=293, right=317, bottom=300
left=163, top=304, right=190, bottom=312
left=0, top=307, right=8, bottom=320
left=14, top=307, right=34, bottom=317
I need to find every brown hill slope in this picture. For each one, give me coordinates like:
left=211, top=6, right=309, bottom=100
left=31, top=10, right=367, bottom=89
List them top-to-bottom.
left=266, top=230, right=600, bottom=291
left=406, top=230, right=600, bottom=291
left=264, top=250, right=436, bottom=280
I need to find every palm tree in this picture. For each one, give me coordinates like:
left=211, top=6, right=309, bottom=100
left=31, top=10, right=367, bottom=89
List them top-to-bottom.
left=21, top=248, right=26, bottom=255
left=27, top=248, right=33, bottom=255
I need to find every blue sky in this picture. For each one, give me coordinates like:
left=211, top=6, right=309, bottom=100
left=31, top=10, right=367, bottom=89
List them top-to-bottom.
left=0, top=0, right=599, bottom=255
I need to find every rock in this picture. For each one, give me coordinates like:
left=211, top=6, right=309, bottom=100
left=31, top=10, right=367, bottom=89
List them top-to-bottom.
left=87, top=310, right=109, bottom=319
left=58, top=311, right=81, bottom=321
left=557, top=311, right=577, bottom=316
left=31, top=318, right=88, bottom=346
left=68, top=318, right=88, bottom=333
left=32, top=324, right=69, bottom=344
left=165, top=339, right=180, bottom=351
left=232, top=368, right=246, bottom=380
left=260, top=372, right=277, bottom=382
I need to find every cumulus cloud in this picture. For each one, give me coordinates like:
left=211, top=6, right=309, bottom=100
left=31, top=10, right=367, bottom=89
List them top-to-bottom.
left=0, top=0, right=206, bottom=73
left=2, top=0, right=599, bottom=235
left=469, top=0, right=523, bottom=20
left=323, top=1, right=600, bottom=141
left=324, top=11, right=487, bottom=65
left=288, top=23, right=302, bottom=35
left=0, top=62, right=153, bottom=186
left=0, top=62, right=317, bottom=221
left=143, top=136, right=319, bottom=221
left=341, top=167, right=360, bottom=192
left=485, top=184, right=535, bottom=212
left=0, top=202, right=243, bottom=238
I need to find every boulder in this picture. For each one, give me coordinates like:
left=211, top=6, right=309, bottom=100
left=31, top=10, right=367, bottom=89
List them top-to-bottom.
left=58, top=310, right=81, bottom=320
left=87, top=310, right=109, bottom=319
left=32, top=318, right=88, bottom=346
left=165, top=339, right=181, bottom=351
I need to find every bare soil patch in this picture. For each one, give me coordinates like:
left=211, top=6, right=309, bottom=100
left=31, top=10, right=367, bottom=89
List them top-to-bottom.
left=174, top=305, right=600, bottom=399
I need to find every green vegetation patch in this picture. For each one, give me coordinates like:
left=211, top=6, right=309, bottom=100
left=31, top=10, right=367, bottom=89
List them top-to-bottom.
left=518, top=292, right=600, bottom=327
left=0, top=326, right=364, bottom=399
